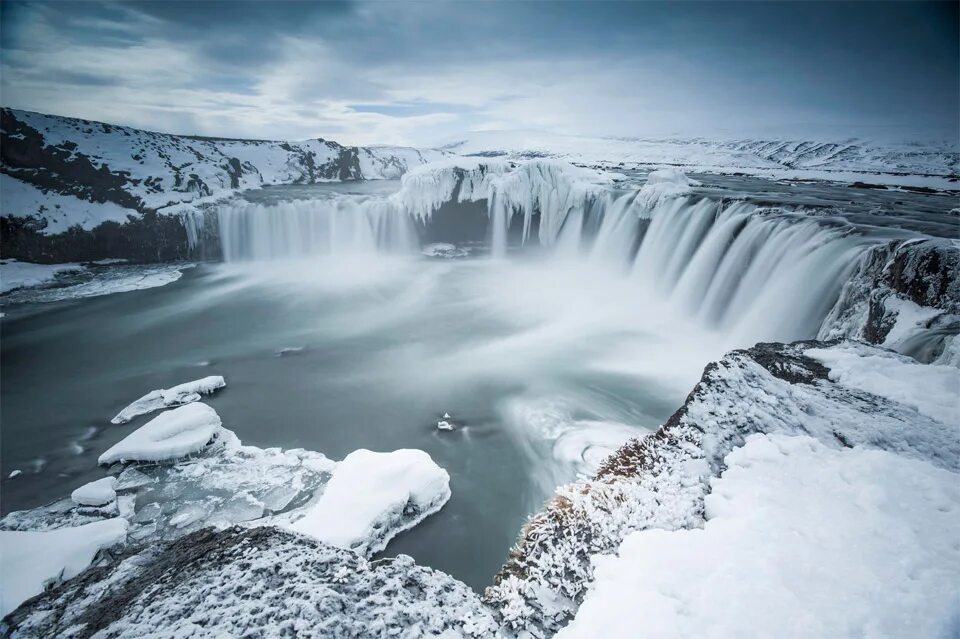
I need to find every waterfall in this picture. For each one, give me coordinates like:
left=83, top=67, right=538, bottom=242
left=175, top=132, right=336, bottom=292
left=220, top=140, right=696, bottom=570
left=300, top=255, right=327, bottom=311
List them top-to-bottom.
left=183, top=160, right=902, bottom=348
left=208, top=197, right=420, bottom=261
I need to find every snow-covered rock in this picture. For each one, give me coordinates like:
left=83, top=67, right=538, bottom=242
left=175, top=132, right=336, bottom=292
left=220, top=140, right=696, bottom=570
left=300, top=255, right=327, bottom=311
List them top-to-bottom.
left=1, top=108, right=445, bottom=232
left=634, top=167, right=701, bottom=212
left=820, top=238, right=959, bottom=365
left=0, top=259, right=84, bottom=294
left=485, top=339, right=960, bottom=634
left=111, top=375, right=226, bottom=424
left=99, top=402, right=225, bottom=465
left=557, top=432, right=960, bottom=639
left=288, top=448, right=451, bottom=557
left=70, top=477, right=117, bottom=507
left=0, top=518, right=128, bottom=616
left=1, top=526, right=496, bottom=637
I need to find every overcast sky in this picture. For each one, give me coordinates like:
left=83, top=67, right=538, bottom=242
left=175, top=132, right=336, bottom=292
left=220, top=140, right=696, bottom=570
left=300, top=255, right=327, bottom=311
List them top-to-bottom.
left=1, top=1, right=957, bottom=146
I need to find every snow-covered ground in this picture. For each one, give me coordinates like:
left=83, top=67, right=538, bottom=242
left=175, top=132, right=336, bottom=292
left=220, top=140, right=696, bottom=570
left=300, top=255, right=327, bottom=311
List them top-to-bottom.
left=440, top=129, right=959, bottom=189
left=486, top=339, right=960, bottom=635
left=558, top=433, right=960, bottom=639
left=0, top=518, right=128, bottom=616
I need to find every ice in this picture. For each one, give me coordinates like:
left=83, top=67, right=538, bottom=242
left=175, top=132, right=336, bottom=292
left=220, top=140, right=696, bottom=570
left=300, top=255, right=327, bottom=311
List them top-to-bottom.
left=634, top=167, right=701, bottom=212
left=422, top=242, right=470, bottom=258
left=0, top=259, right=84, bottom=293
left=0, top=263, right=190, bottom=305
left=807, top=342, right=960, bottom=427
left=111, top=375, right=226, bottom=424
left=99, top=402, right=225, bottom=465
left=557, top=433, right=960, bottom=639
left=288, top=448, right=451, bottom=557
left=8, top=470, right=22, bottom=478
left=70, top=477, right=117, bottom=507
left=0, top=518, right=128, bottom=616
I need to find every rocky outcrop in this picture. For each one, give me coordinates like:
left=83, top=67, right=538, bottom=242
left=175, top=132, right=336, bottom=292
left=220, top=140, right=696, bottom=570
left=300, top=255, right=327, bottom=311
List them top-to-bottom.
left=820, top=238, right=959, bottom=363
left=484, top=340, right=958, bottom=636
left=1, top=526, right=496, bottom=638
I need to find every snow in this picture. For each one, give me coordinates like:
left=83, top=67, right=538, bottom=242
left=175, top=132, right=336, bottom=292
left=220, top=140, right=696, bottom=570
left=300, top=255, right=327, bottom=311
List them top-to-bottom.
left=2, top=109, right=448, bottom=231
left=439, top=129, right=959, bottom=189
left=634, top=167, right=701, bottom=212
left=0, top=173, right=136, bottom=235
left=0, top=259, right=84, bottom=293
left=0, top=263, right=190, bottom=304
left=486, top=341, right=960, bottom=634
left=807, top=342, right=959, bottom=427
left=111, top=375, right=226, bottom=424
left=99, top=402, right=225, bottom=465
left=558, top=433, right=960, bottom=639
left=288, top=448, right=451, bottom=556
left=70, top=477, right=117, bottom=506
left=0, top=518, right=128, bottom=616
left=4, top=527, right=497, bottom=638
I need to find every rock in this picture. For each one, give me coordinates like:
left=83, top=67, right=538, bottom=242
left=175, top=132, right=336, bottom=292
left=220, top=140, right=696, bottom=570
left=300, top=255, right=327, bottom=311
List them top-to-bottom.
left=485, top=339, right=959, bottom=635
left=0, top=526, right=497, bottom=638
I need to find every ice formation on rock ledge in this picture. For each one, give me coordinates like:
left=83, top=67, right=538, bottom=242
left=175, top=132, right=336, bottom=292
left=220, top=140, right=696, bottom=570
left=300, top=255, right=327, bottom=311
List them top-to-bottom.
left=111, top=375, right=226, bottom=424
left=99, top=402, right=225, bottom=465
left=557, top=432, right=960, bottom=639
left=288, top=448, right=451, bottom=557
left=0, top=518, right=128, bottom=616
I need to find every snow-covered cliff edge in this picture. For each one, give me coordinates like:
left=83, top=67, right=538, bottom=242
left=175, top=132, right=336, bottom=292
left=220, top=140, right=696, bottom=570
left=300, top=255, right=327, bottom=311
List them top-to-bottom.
left=0, top=109, right=445, bottom=262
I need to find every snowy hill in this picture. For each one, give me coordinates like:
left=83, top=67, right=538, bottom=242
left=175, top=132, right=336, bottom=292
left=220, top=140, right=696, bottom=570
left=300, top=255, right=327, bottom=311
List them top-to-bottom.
left=0, top=109, right=446, bottom=235
left=440, top=130, right=960, bottom=186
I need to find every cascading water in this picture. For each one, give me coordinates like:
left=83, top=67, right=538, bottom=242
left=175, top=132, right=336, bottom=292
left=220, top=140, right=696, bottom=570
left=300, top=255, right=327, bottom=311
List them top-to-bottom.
left=186, top=161, right=882, bottom=347
left=205, top=197, right=420, bottom=261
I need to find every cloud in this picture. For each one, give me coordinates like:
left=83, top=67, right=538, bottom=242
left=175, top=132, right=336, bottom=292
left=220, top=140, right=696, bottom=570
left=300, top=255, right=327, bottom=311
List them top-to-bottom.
left=1, top=0, right=956, bottom=145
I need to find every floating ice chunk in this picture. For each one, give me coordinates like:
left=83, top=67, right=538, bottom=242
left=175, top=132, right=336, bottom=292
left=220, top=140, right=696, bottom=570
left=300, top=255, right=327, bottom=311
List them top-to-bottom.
left=422, top=243, right=469, bottom=258
left=275, top=346, right=305, bottom=357
left=111, top=376, right=226, bottom=424
left=100, top=403, right=224, bottom=466
left=443, top=412, right=451, bottom=419
left=437, top=420, right=455, bottom=431
left=288, top=449, right=451, bottom=556
left=8, top=470, right=21, bottom=479
left=71, top=477, right=117, bottom=507
left=0, top=518, right=128, bottom=616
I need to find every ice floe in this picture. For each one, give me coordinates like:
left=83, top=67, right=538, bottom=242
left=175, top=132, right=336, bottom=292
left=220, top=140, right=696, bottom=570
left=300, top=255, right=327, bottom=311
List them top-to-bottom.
left=0, top=259, right=84, bottom=294
left=111, top=375, right=226, bottom=424
left=99, top=402, right=226, bottom=465
left=288, top=448, right=451, bottom=556
left=70, top=477, right=117, bottom=507
left=0, top=518, right=128, bottom=616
